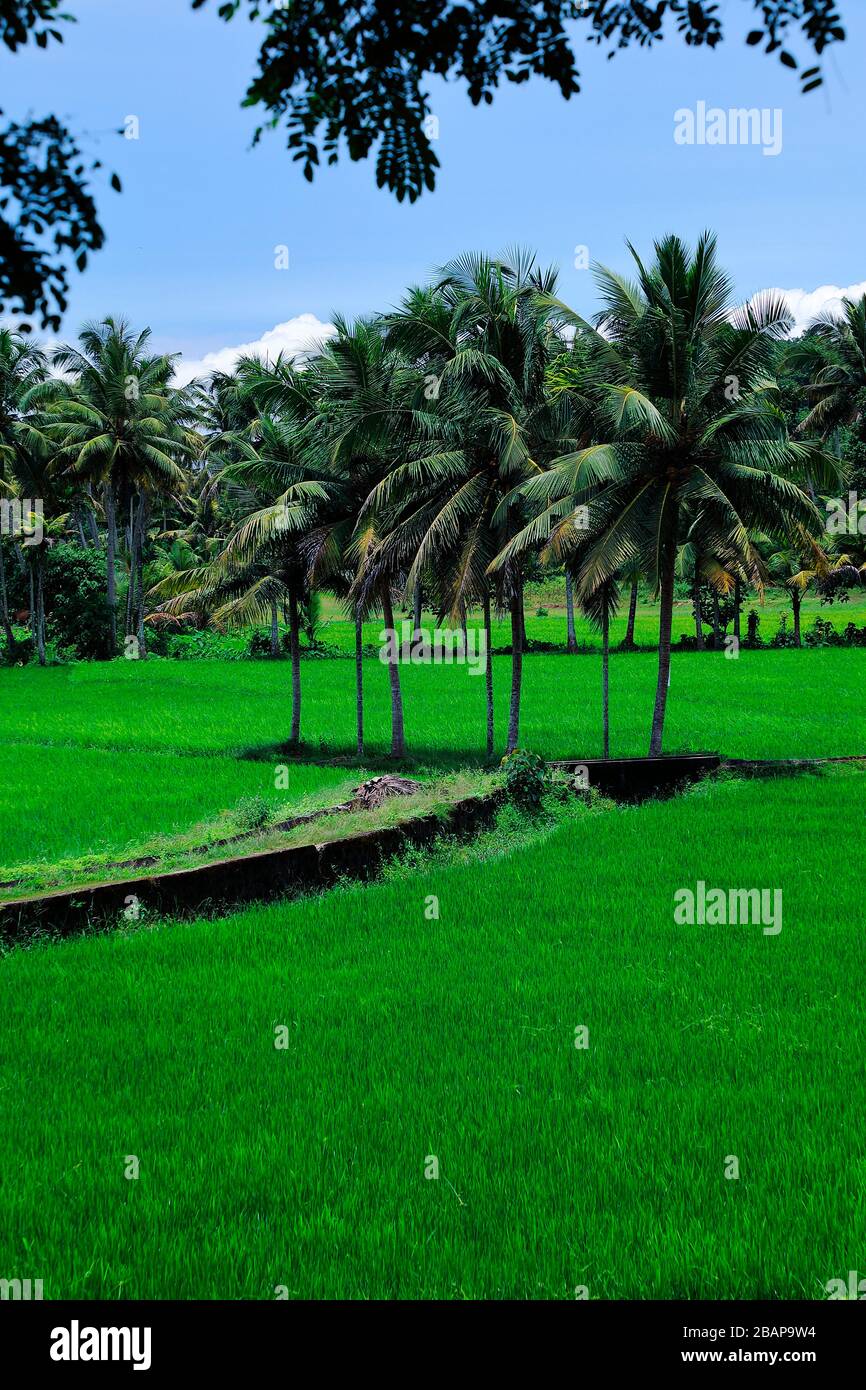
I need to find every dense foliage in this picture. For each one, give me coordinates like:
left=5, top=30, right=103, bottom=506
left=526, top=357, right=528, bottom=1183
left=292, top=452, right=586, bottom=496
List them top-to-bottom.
left=192, top=1, right=847, bottom=199
left=0, top=235, right=862, bottom=757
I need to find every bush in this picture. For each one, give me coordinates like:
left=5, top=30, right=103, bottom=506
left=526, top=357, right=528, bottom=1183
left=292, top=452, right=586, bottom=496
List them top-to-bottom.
left=1, top=541, right=114, bottom=660
left=43, top=543, right=114, bottom=659
left=744, top=609, right=762, bottom=648
left=770, top=613, right=796, bottom=648
left=248, top=627, right=282, bottom=658
left=0, top=635, right=34, bottom=666
left=500, top=748, right=549, bottom=808
left=235, top=795, right=271, bottom=832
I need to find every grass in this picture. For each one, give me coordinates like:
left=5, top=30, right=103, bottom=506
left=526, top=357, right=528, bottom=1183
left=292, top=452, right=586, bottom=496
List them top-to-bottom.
left=166, top=585, right=866, bottom=660
left=0, top=643, right=863, bottom=773
left=0, top=649, right=863, bottom=1300
left=0, top=742, right=355, bottom=873
left=0, top=764, right=863, bottom=1299
left=0, top=768, right=494, bottom=899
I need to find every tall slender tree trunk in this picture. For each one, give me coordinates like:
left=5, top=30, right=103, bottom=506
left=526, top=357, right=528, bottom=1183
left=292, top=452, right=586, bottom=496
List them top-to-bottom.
left=104, top=481, right=117, bottom=651
left=85, top=484, right=100, bottom=547
left=136, top=494, right=148, bottom=658
left=126, top=496, right=138, bottom=647
left=649, top=525, right=678, bottom=757
left=0, top=542, right=14, bottom=649
left=35, top=553, right=46, bottom=667
left=28, top=564, right=35, bottom=647
left=565, top=570, right=577, bottom=653
left=693, top=574, right=705, bottom=650
left=622, top=576, right=638, bottom=649
left=506, top=579, right=523, bottom=754
left=733, top=580, right=741, bottom=641
left=412, top=581, right=422, bottom=640
left=288, top=583, right=302, bottom=744
left=519, top=585, right=528, bottom=651
left=381, top=587, right=406, bottom=758
left=792, top=588, right=802, bottom=647
left=710, top=589, right=721, bottom=649
left=483, top=590, right=494, bottom=760
left=461, top=599, right=469, bottom=654
left=269, top=601, right=280, bottom=658
left=602, top=604, right=610, bottom=758
left=355, top=610, right=364, bottom=758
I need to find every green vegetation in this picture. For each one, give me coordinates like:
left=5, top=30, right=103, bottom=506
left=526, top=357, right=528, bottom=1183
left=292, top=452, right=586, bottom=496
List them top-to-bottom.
left=2, top=232, right=864, bottom=1304
left=1, top=761, right=863, bottom=1298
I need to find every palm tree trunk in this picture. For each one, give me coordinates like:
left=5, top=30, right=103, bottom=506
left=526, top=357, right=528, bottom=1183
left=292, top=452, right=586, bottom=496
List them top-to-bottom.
left=104, top=481, right=117, bottom=651
left=85, top=484, right=100, bottom=547
left=136, top=494, right=148, bottom=658
left=125, top=495, right=136, bottom=638
left=649, top=532, right=677, bottom=757
left=0, top=541, right=15, bottom=649
left=35, top=553, right=46, bottom=667
left=28, top=564, right=35, bottom=647
left=565, top=570, right=577, bottom=653
left=693, top=574, right=705, bottom=650
left=623, top=576, right=638, bottom=649
left=506, top=580, right=523, bottom=754
left=733, top=580, right=741, bottom=641
left=412, top=581, right=422, bottom=639
left=288, top=583, right=302, bottom=744
left=381, top=586, right=406, bottom=758
left=519, top=586, right=528, bottom=651
left=792, top=588, right=802, bottom=647
left=710, top=589, right=721, bottom=648
left=483, top=590, right=494, bottom=760
left=461, top=599, right=469, bottom=654
left=269, top=601, right=280, bottom=658
left=602, top=604, right=610, bottom=758
left=355, top=610, right=364, bottom=758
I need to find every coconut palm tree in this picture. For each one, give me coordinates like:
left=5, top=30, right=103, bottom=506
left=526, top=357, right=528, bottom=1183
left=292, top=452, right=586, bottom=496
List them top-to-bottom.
left=494, top=233, right=839, bottom=754
left=380, top=249, right=570, bottom=754
left=788, top=294, right=866, bottom=438
left=308, top=316, right=438, bottom=760
left=38, top=318, right=191, bottom=653
left=0, top=329, right=48, bottom=651
left=154, top=359, right=333, bottom=745
left=765, top=528, right=863, bottom=645
left=580, top=573, right=620, bottom=757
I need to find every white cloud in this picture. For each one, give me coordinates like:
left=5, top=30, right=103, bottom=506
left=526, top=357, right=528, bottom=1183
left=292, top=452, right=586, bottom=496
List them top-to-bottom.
left=748, top=281, right=866, bottom=337
left=172, top=312, right=337, bottom=386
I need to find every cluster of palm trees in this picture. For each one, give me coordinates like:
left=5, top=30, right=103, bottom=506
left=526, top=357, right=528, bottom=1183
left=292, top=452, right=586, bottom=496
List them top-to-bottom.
left=1, top=232, right=863, bottom=760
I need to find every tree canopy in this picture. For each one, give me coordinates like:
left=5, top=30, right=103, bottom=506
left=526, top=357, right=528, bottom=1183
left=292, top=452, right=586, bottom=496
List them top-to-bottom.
left=0, top=0, right=120, bottom=330
left=192, top=1, right=847, bottom=201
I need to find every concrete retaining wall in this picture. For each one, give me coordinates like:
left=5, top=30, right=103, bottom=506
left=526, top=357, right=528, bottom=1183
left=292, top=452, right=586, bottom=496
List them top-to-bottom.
left=0, top=791, right=504, bottom=944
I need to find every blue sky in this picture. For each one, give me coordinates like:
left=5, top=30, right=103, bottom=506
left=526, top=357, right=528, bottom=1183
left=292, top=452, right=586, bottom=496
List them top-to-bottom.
left=2, top=0, right=865, bottom=376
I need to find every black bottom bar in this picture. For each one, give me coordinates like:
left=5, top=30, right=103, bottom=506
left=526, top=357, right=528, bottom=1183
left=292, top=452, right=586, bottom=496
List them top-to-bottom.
left=3, top=1298, right=863, bottom=1376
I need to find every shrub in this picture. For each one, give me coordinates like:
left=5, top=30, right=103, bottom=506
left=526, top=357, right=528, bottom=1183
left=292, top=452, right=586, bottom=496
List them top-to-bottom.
left=744, top=609, right=762, bottom=648
left=770, top=613, right=796, bottom=648
left=248, top=627, right=282, bottom=658
left=0, top=635, right=34, bottom=665
left=500, top=748, right=549, bottom=808
left=235, top=794, right=271, bottom=832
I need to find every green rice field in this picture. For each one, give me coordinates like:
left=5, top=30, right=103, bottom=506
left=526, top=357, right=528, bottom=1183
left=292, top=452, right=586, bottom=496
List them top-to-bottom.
left=0, top=643, right=864, bottom=1299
